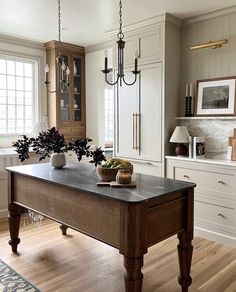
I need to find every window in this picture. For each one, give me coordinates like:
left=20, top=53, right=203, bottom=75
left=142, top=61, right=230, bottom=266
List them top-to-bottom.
left=0, top=55, right=37, bottom=135
left=104, top=86, right=114, bottom=148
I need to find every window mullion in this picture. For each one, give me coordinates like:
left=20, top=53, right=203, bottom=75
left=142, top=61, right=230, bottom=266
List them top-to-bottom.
left=14, top=61, right=17, bottom=133
left=6, top=62, right=8, bottom=133
left=23, top=63, right=25, bottom=134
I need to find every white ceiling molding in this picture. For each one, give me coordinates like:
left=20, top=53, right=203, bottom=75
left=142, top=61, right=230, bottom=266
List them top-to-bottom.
left=183, top=4, right=236, bottom=25
left=0, top=33, right=44, bottom=50
left=85, top=41, right=112, bottom=54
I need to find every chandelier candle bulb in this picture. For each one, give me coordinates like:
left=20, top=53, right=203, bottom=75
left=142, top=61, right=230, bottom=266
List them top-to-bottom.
left=185, top=83, right=189, bottom=96
left=189, top=83, right=193, bottom=97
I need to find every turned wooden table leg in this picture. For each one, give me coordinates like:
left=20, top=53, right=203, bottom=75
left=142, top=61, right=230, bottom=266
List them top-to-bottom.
left=8, top=203, right=21, bottom=253
left=60, top=224, right=69, bottom=235
left=177, top=231, right=193, bottom=292
left=124, top=256, right=143, bottom=292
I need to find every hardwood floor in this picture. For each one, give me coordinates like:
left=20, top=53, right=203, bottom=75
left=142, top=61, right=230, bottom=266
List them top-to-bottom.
left=0, top=218, right=235, bottom=292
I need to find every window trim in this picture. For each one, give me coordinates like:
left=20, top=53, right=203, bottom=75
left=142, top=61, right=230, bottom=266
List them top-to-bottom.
left=0, top=53, right=39, bottom=136
left=104, top=85, right=114, bottom=148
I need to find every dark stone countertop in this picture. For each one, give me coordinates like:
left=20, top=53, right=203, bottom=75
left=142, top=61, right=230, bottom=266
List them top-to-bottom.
left=6, top=162, right=195, bottom=203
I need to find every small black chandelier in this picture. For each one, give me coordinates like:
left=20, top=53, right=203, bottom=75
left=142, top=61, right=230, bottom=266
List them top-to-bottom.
left=43, top=0, right=70, bottom=93
left=102, top=0, right=140, bottom=86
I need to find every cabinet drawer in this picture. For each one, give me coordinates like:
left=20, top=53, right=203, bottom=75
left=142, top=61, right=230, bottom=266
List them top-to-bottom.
left=175, top=167, right=236, bottom=195
left=195, top=200, right=236, bottom=235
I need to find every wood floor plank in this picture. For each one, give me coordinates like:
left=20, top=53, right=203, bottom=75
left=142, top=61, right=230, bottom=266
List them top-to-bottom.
left=0, top=218, right=235, bottom=292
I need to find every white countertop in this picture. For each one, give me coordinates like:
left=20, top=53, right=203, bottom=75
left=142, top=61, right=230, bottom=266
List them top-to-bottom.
left=0, top=148, right=18, bottom=156
left=165, top=155, right=236, bottom=168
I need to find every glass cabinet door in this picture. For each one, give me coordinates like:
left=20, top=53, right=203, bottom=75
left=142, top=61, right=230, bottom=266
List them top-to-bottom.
left=60, top=54, right=69, bottom=123
left=73, top=57, right=82, bottom=122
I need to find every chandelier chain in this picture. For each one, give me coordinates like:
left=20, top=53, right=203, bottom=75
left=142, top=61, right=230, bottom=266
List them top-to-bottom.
left=117, top=0, right=124, bottom=40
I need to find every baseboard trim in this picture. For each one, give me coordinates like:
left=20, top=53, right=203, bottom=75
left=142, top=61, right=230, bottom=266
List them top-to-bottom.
left=194, top=226, right=236, bottom=247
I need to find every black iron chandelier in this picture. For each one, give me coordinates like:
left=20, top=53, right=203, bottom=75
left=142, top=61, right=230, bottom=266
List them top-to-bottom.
left=43, top=0, right=70, bottom=93
left=102, top=0, right=140, bottom=86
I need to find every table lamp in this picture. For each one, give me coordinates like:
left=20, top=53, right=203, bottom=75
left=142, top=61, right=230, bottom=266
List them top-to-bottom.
left=169, top=126, right=190, bottom=156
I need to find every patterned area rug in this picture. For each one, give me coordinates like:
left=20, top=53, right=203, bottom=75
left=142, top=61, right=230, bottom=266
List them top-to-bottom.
left=0, top=259, right=40, bottom=292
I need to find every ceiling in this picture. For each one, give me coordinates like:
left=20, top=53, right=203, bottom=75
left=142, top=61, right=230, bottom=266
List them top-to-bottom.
left=0, top=0, right=235, bottom=47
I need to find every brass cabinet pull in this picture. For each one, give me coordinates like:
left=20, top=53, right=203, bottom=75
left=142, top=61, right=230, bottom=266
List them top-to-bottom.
left=132, top=113, right=135, bottom=150
left=132, top=113, right=140, bottom=150
left=136, top=113, right=140, bottom=150
left=183, top=175, right=189, bottom=179
left=217, top=180, right=225, bottom=184
left=218, top=213, right=226, bottom=218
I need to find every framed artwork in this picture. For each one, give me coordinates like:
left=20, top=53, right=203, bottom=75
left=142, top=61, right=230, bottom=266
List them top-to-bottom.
left=195, top=77, right=236, bottom=116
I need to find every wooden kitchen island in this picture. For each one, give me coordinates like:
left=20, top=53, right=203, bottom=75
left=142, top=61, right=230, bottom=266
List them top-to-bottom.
left=7, top=163, right=195, bottom=292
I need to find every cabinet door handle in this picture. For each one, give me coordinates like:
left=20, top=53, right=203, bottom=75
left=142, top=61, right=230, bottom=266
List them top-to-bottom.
left=132, top=113, right=136, bottom=150
left=136, top=113, right=140, bottom=150
left=183, top=175, right=189, bottom=179
left=217, top=180, right=225, bottom=184
left=218, top=213, right=226, bottom=218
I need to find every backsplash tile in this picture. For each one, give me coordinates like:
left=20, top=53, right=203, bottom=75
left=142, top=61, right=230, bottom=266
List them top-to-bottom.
left=179, top=120, right=236, bottom=159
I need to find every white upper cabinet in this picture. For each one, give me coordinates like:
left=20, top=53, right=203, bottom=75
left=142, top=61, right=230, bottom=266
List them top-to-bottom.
left=138, top=25, right=163, bottom=63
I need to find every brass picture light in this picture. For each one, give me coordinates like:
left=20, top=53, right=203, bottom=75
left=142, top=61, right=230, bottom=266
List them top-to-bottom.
left=190, top=39, right=228, bottom=50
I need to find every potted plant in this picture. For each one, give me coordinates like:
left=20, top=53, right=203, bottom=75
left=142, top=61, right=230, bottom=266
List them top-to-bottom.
left=13, top=127, right=106, bottom=168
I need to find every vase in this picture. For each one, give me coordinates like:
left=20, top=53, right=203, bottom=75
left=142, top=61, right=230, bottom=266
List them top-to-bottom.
left=50, top=153, right=66, bottom=169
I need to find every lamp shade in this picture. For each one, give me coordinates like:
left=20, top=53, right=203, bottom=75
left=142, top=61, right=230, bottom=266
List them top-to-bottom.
left=170, top=126, right=190, bottom=143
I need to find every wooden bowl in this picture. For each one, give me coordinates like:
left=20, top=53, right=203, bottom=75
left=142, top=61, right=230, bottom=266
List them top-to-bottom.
left=96, top=163, right=133, bottom=182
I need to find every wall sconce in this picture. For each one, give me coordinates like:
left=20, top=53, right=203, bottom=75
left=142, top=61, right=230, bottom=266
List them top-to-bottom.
left=190, top=39, right=228, bottom=50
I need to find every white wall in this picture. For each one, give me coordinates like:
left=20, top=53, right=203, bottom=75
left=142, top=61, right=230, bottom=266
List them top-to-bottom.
left=179, top=7, right=236, bottom=157
left=180, top=7, right=236, bottom=115
left=0, top=34, right=47, bottom=147
left=85, top=46, right=112, bottom=148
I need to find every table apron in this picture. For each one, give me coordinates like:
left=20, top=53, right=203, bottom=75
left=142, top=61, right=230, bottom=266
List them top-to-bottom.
left=11, top=174, right=121, bottom=247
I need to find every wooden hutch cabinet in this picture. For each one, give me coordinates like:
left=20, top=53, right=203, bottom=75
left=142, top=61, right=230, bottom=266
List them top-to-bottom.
left=44, top=41, right=86, bottom=141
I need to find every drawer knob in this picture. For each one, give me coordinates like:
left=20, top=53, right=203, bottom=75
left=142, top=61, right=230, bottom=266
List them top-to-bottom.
left=183, top=175, right=189, bottom=179
left=217, top=180, right=225, bottom=185
left=218, top=213, right=226, bottom=218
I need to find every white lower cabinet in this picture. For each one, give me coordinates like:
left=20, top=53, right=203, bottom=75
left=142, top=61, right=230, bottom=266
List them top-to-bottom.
left=0, top=151, right=48, bottom=218
left=166, top=156, right=236, bottom=247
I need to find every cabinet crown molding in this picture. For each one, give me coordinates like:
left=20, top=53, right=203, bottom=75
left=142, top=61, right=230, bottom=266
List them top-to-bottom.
left=107, top=13, right=181, bottom=38
left=44, top=40, right=85, bottom=54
